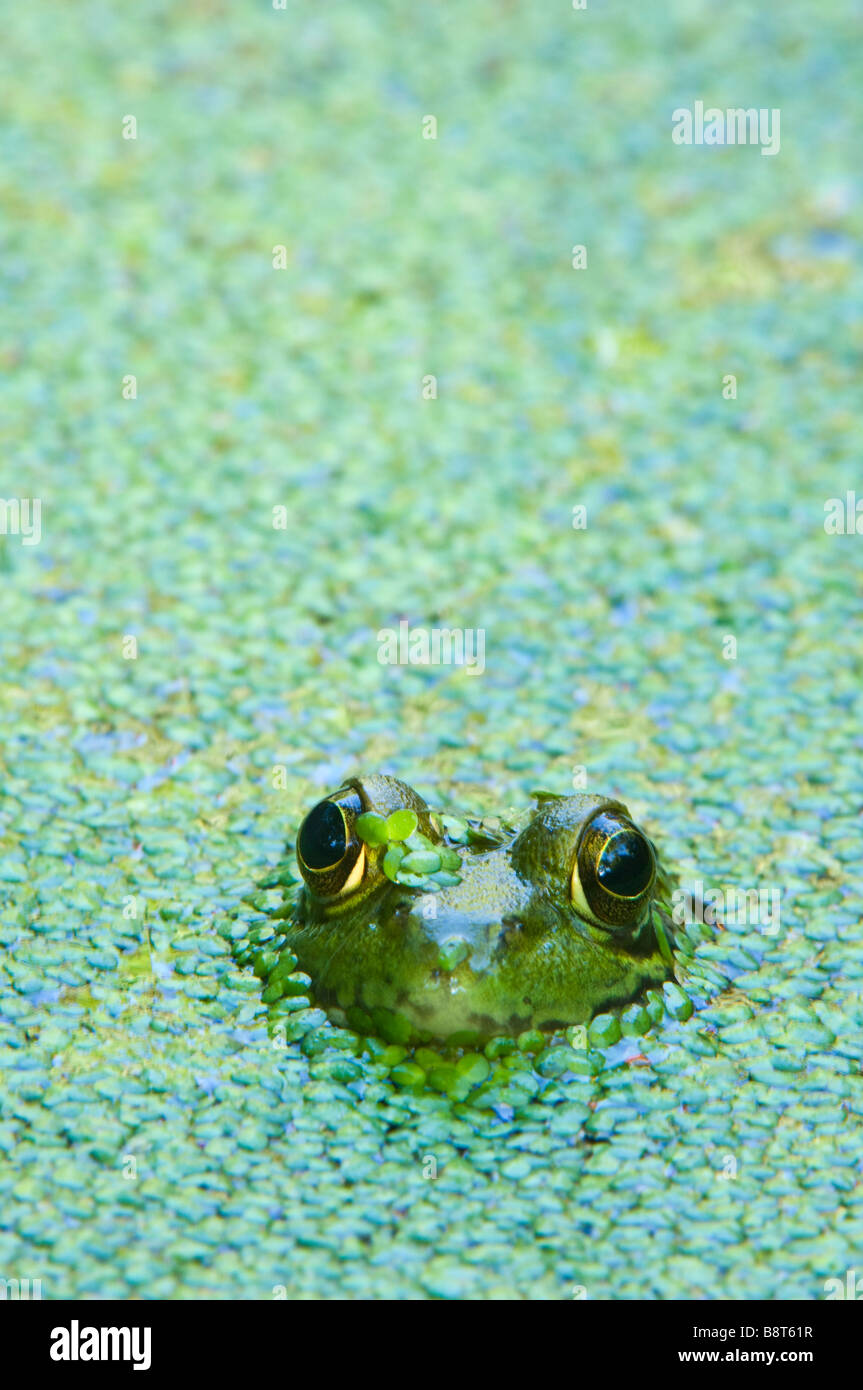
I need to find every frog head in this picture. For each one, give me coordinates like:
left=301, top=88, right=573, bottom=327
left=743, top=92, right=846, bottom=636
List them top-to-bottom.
left=284, top=774, right=678, bottom=1044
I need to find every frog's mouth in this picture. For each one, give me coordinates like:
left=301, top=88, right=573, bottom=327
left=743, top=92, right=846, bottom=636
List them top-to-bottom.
left=287, top=867, right=685, bottom=1041
left=387, top=901, right=678, bottom=1040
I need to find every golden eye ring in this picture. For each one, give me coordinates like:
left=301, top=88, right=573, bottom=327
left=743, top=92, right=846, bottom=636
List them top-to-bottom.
left=296, top=788, right=365, bottom=898
left=570, top=809, right=656, bottom=930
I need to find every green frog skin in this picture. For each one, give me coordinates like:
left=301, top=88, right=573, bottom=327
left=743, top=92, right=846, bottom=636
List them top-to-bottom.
left=283, top=774, right=678, bottom=1043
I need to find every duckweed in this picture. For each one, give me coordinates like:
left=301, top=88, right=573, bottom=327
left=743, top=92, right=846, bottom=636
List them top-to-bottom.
left=2, top=0, right=861, bottom=1303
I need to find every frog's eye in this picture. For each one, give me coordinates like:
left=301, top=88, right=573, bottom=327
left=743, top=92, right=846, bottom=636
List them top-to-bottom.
left=296, top=788, right=366, bottom=898
left=570, top=810, right=656, bottom=930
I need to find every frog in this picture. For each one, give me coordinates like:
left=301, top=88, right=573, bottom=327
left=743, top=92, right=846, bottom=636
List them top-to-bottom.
left=279, top=774, right=681, bottom=1046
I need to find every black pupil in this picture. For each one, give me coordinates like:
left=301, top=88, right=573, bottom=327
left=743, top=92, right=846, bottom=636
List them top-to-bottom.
left=298, top=801, right=347, bottom=870
left=597, top=828, right=653, bottom=897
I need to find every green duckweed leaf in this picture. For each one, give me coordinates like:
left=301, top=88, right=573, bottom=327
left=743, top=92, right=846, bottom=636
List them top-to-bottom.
left=385, top=809, right=418, bottom=842
left=355, top=812, right=389, bottom=846
left=441, top=815, right=470, bottom=843
left=382, top=844, right=407, bottom=881
left=401, top=849, right=442, bottom=874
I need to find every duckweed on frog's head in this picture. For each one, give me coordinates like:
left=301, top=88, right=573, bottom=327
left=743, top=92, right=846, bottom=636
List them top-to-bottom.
left=279, top=774, right=680, bottom=1044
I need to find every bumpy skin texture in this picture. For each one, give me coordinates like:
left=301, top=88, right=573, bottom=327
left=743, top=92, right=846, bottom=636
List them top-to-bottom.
left=285, top=775, right=678, bottom=1041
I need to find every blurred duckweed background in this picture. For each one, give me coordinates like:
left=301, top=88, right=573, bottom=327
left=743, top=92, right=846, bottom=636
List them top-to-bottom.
left=1, top=0, right=862, bottom=1298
